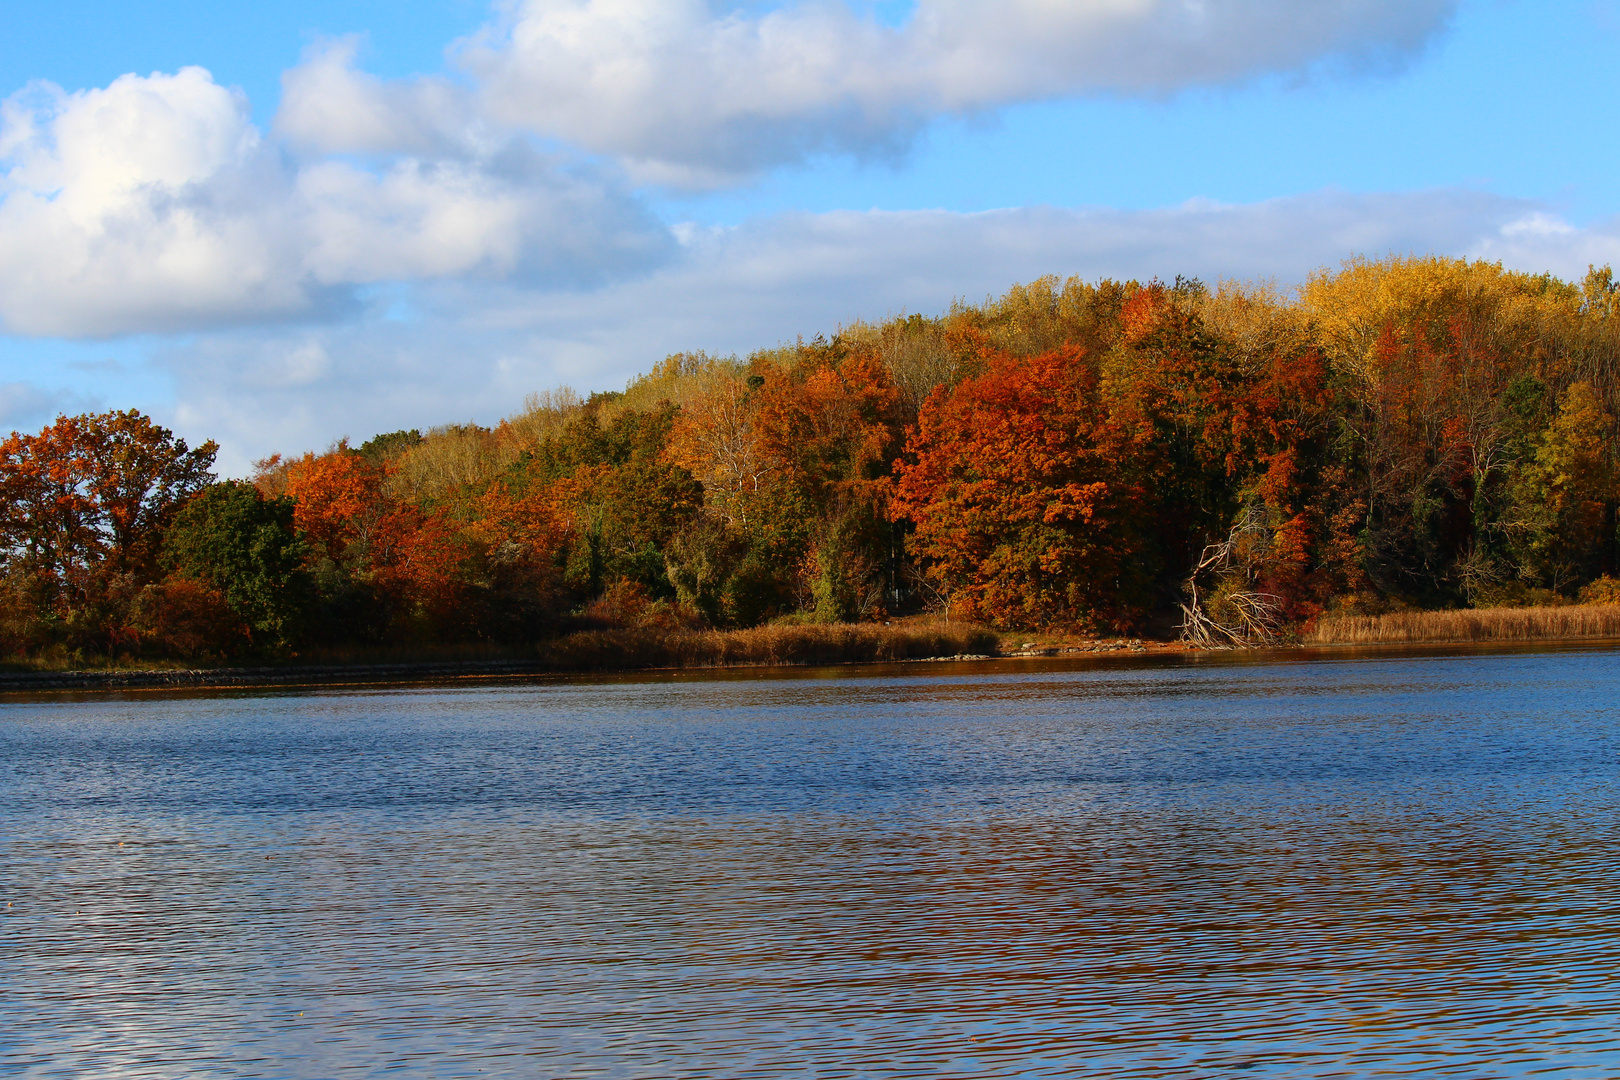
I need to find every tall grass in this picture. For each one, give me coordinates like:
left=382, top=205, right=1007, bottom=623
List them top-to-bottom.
left=1310, top=604, right=1620, bottom=644
left=0, top=622, right=999, bottom=684
left=535, top=622, right=998, bottom=671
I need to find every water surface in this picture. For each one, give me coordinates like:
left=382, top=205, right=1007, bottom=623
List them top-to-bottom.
left=3, top=649, right=1618, bottom=1077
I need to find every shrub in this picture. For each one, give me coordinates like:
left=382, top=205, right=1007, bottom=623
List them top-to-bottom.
left=1580, top=576, right=1620, bottom=605
left=128, top=577, right=249, bottom=659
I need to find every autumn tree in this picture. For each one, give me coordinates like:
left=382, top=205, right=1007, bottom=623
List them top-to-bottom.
left=1105, top=284, right=1336, bottom=625
left=751, top=341, right=903, bottom=621
left=893, top=344, right=1155, bottom=631
left=662, top=367, right=794, bottom=624
left=1502, top=381, right=1615, bottom=592
left=481, top=403, right=700, bottom=625
left=0, top=410, right=215, bottom=619
left=271, top=445, right=487, bottom=641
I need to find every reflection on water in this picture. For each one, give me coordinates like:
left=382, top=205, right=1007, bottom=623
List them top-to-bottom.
left=3, top=649, right=1620, bottom=1077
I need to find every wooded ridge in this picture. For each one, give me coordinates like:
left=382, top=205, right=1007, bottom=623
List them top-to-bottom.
left=7, top=254, right=1620, bottom=665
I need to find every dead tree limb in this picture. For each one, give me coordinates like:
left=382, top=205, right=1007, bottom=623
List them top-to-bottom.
left=1179, top=506, right=1286, bottom=648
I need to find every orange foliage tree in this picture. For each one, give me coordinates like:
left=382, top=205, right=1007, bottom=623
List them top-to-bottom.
left=1106, top=287, right=1335, bottom=623
left=893, top=344, right=1154, bottom=631
left=752, top=346, right=903, bottom=620
left=0, top=411, right=215, bottom=622
left=274, top=447, right=469, bottom=637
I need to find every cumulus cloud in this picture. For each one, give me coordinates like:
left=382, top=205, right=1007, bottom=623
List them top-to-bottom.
left=462, top=0, right=1458, bottom=181
left=0, top=2, right=1470, bottom=339
left=275, top=38, right=478, bottom=158
left=0, top=66, right=673, bottom=338
left=0, top=69, right=320, bottom=336
left=146, top=185, right=1612, bottom=475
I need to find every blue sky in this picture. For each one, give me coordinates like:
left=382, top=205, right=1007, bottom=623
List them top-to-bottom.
left=2, top=0, right=1617, bottom=472
left=680, top=2, right=1620, bottom=220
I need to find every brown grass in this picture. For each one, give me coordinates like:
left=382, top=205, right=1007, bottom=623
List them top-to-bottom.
left=1310, top=604, right=1620, bottom=645
left=308, top=620, right=999, bottom=673
left=533, top=621, right=999, bottom=671
left=0, top=622, right=999, bottom=683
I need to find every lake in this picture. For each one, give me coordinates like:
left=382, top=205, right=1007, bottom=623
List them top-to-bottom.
left=3, top=647, right=1619, bottom=1078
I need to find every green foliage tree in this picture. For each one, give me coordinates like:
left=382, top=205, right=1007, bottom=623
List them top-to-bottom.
left=1504, top=382, right=1614, bottom=592
left=517, top=403, right=703, bottom=599
left=358, top=429, right=424, bottom=464
left=163, top=482, right=310, bottom=648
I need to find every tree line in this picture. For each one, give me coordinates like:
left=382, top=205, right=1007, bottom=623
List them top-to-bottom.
left=5, top=254, right=1620, bottom=661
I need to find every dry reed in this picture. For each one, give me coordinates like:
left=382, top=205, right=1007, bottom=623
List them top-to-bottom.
left=1310, top=604, right=1620, bottom=645
left=0, top=622, right=999, bottom=681
left=535, top=622, right=998, bottom=671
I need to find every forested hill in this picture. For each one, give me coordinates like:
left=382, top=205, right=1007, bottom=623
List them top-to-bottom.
left=6, top=254, right=1620, bottom=662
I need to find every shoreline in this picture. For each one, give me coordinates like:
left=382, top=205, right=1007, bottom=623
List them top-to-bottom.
left=1307, top=603, right=1620, bottom=646
left=5, top=633, right=1620, bottom=693
left=0, top=640, right=1178, bottom=692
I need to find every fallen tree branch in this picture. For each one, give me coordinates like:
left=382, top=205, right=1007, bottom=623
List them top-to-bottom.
left=1179, top=506, right=1286, bottom=647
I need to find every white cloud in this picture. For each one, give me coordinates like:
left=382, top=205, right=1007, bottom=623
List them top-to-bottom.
left=462, top=0, right=1457, bottom=182
left=0, top=2, right=1470, bottom=341
left=275, top=38, right=477, bottom=158
left=0, top=67, right=672, bottom=338
left=0, top=69, right=319, bottom=336
left=146, top=186, right=1612, bottom=476
left=1471, top=211, right=1620, bottom=277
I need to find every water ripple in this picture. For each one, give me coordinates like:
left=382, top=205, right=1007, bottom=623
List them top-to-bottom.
left=3, top=649, right=1619, bottom=1077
